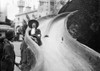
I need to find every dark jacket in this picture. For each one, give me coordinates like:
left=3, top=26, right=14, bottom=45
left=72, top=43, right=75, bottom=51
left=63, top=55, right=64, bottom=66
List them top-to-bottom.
left=29, top=29, right=42, bottom=46
left=20, top=40, right=28, bottom=64
left=1, top=41, right=15, bottom=71
left=3, top=41, right=15, bottom=63
left=0, top=42, right=3, bottom=71
left=0, top=43, right=3, bottom=60
left=20, top=47, right=36, bottom=70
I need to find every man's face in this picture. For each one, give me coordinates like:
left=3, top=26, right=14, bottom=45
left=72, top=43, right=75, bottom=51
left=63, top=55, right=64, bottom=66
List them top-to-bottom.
left=32, top=23, right=36, bottom=28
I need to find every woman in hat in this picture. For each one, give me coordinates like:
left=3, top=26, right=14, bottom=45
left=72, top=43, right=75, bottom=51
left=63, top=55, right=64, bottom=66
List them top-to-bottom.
left=28, top=20, right=42, bottom=46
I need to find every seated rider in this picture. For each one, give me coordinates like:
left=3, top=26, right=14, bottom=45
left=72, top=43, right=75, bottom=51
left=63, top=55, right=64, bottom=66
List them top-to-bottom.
left=28, top=20, right=42, bottom=46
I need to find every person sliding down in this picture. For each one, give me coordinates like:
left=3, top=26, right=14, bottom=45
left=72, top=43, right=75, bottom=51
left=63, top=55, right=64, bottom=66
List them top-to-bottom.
left=28, top=19, right=42, bottom=46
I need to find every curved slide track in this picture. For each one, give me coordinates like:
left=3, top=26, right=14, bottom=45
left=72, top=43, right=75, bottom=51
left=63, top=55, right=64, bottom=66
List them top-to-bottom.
left=25, top=11, right=100, bottom=71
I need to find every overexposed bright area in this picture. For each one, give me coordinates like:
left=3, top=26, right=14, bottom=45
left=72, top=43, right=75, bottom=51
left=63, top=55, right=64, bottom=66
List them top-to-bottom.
left=0, top=0, right=39, bottom=20
left=15, top=56, right=21, bottom=63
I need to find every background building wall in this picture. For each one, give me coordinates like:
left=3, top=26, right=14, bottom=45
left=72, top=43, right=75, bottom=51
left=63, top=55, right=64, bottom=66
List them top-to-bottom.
left=0, top=0, right=7, bottom=22
left=14, top=0, right=68, bottom=28
left=15, top=10, right=38, bottom=28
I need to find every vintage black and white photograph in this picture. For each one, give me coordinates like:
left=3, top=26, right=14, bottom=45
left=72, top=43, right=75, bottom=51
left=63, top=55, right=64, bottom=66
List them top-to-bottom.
left=0, top=0, right=100, bottom=71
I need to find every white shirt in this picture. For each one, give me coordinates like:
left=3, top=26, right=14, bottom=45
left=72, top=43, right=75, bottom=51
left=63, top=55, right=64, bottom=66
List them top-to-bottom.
left=31, top=28, right=35, bottom=35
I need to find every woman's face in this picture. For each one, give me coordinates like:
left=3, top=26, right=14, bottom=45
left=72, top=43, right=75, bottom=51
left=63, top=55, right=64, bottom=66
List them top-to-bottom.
left=32, top=23, right=36, bottom=28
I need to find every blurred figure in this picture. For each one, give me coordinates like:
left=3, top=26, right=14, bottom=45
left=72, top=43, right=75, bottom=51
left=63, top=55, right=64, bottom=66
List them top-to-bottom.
left=22, top=20, right=28, bottom=37
left=28, top=20, right=42, bottom=46
left=15, top=26, right=21, bottom=41
left=6, top=30, right=15, bottom=42
left=0, top=31, right=7, bottom=71
left=0, top=37, right=4, bottom=71
left=1, top=38, right=15, bottom=71
left=19, top=40, right=36, bottom=71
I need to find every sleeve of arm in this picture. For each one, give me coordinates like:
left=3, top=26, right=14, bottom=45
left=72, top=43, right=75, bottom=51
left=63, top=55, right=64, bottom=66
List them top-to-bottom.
left=37, top=29, right=41, bottom=38
left=29, top=30, right=31, bottom=35
left=11, top=44, right=16, bottom=62
left=4, top=45, right=11, bottom=58
left=26, top=48, right=34, bottom=66
left=21, top=50, right=27, bottom=69
left=22, top=50, right=27, bottom=64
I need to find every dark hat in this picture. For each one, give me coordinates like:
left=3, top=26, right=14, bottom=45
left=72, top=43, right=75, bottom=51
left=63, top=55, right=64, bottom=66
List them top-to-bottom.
left=28, top=19, right=39, bottom=28
left=0, top=24, right=14, bottom=41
